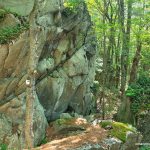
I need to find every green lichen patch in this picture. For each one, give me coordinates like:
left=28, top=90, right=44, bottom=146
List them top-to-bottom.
left=0, top=23, right=29, bottom=44
left=51, top=118, right=87, bottom=134
left=52, top=118, right=73, bottom=127
left=54, top=118, right=69, bottom=125
left=100, top=121, right=136, bottom=142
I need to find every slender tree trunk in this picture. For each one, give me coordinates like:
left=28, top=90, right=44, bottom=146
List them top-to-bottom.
left=25, top=0, right=38, bottom=148
left=101, top=0, right=107, bottom=120
left=117, top=0, right=133, bottom=122
left=118, top=0, right=126, bottom=94
left=109, top=25, right=116, bottom=87
left=126, top=29, right=142, bottom=125
left=115, top=32, right=121, bottom=88
left=129, top=41, right=142, bottom=84
left=25, top=77, right=36, bottom=148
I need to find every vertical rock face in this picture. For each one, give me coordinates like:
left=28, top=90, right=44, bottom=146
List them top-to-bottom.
left=0, top=0, right=60, bottom=16
left=0, top=1, right=96, bottom=147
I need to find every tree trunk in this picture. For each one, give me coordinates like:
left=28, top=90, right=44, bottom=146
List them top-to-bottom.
left=25, top=0, right=38, bottom=148
left=101, top=0, right=107, bottom=120
left=117, top=0, right=133, bottom=123
left=115, top=32, right=121, bottom=88
left=129, top=40, right=142, bottom=84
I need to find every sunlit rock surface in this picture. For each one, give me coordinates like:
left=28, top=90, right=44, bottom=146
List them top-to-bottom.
left=0, top=0, right=61, bottom=16
left=0, top=1, right=96, bottom=147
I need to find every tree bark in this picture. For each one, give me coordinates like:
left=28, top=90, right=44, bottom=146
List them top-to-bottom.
left=25, top=0, right=38, bottom=148
left=101, top=0, right=107, bottom=120
left=117, top=0, right=133, bottom=122
left=115, top=32, right=121, bottom=88
left=129, top=40, right=142, bottom=84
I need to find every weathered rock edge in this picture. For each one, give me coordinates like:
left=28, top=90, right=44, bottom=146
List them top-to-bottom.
left=0, top=1, right=96, bottom=148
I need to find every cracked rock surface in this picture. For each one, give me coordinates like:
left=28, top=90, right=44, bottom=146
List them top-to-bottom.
left=0, top=1, right=96, bottom=148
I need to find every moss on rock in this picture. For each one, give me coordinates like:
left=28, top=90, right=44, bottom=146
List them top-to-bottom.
left=0, top=7, right=29, bottom=44
left=0, top=9, right=7, bottom=20
left=0, top=23, right=29, bottom=44
left=54, top=118, right=70, bottom=126
left=100, top=121, right=136, bottom=142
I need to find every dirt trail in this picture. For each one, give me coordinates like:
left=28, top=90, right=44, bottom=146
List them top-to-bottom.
left=34, top=118, right=107, bottom=150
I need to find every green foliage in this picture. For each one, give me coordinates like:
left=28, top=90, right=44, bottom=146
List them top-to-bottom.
left=63, top=0, right=84, bottom=16
left=64, top=0, right=83, bottom=9
left=0, top=7, right=28, bottom=44
left=62, top=7, right=74, bottom=17
left=0, top=8, right=22, bottom=21
left=0, top=9, right=7, bottom=20
left=0, top=23, right=29, bottom=44
left=141, top=48, right=150, bottom=72
left=126, top=74, right=150, bottom=115
left=91, top=81, right=100, bottom=95
left=52, top=118, right=73, bottom=127
left=54, top=119, right=68, bottom=125
left=100, top=121, right=136, bottom=142
left=100, top=121, right=112, bottom=128
left=38, top=137, right=48, bottom=146
left=0, top=144, right=7, bottom=150
left=140, top=145, right=150, bottom=150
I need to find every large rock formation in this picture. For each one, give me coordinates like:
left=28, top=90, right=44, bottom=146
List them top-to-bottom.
left=0, top=0, right=96, bottom=148
left=32, top=116, right=142, bottom=150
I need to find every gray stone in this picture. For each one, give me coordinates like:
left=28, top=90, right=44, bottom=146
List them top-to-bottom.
left=0, top=0, right=62, bottom=16
left=0, top=0, right=34, bottom=16
left=40, top=0, right=62, bottom=14
left=0, top=2, right=96, bottom=148
left=0, top=14, right=20, bottom=29
left=37, top=14, right=54, bottom=27
left=3, top=32, right=28, bottom=74
left=0, top=45, right=9, bottom=77
left=37, top=58, right=54, bottom=74
left=36, top=77, right=73, bottom=120
left=0, top=78, right=12, bottom=100
left=0, top=93, right=48, bottom=148
left=33, top=94, right=48, bottom=146
left=60, top=113, right=72, bottom=119
left=74, top=113, right=84, bottom=118
left=0, top=114, right=12, bottom=144
left=122, top=131, right=142, bottom=150
left=103, top=138, right=122, bottom=150
left=73, top=144, right=105, bottom=150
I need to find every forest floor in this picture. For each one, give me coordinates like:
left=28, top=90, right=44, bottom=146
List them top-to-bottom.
left=29, top=90, right=119, bottom=150
left=33, top=118, right=107, bottom=150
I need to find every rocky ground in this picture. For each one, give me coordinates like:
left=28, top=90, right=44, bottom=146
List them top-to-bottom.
left=0, top=1, right=148, bottom=150
left=25, top=114, right=142, bottom=150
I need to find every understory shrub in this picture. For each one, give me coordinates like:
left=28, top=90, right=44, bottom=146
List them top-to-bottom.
left=126, top=74, right=150, bottom=116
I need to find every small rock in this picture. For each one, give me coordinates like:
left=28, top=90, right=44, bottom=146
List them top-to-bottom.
left=0, top=14, right=20, bottom=29
left=57, top=27, right=63, bottom=33
left=60, top=113, right=72, bottom=119
left=74, top=113, right=84, bottom=118
left=85, top=114, right=95, bottom=123
left=104, top=125, right=113, bottom=130
left=122, top=131, right=143, bottom=150
left=103, top=138, right=122, bottom=150
left=73, top=143, right=104, bottom=150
